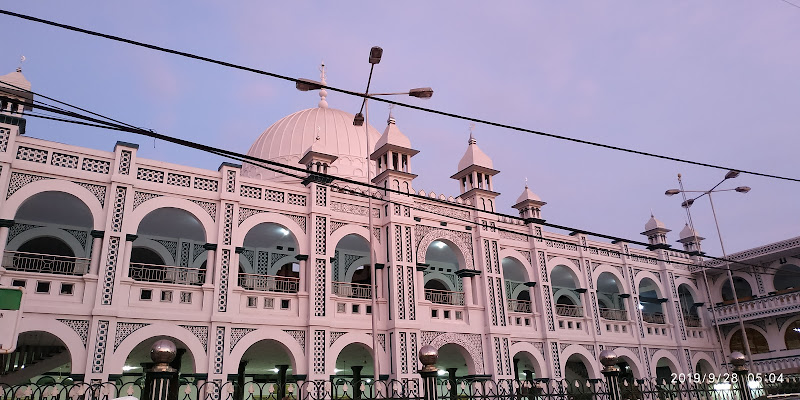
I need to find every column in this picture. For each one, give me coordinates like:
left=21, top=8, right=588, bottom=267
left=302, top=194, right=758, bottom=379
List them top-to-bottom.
left=0, top=220, right=13, bottom=262
left=89, top=230, right=104, bottom=275
left=122, top=234, right=137, bottom=279
left=203, top=244, right=217, bottom=285
left=296, top=255, right=309, bottom=293
left=416, top=265, right=427, bottom=302
left=461, top=276, right=474, bottom=306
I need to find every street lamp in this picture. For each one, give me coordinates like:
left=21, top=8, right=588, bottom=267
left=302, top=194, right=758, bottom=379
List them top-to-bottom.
left=297, top=47, right=433, bottom=382
left=665, top=171, right=754, bottom=371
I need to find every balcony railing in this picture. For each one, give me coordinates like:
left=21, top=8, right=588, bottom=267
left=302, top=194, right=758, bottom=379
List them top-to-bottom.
left=2, top=251, right=90, bottom=276
left=128, top=263, right=205, bottom=286
left=238, top=273, right=299, bottom=293
left=332, top=281, right=372, bottom=299
left=425, top=289, right=464, bottom=306
left=712, top=290, right=800, bottom=324
left=508, top=299, right=532, bottom=313
left=555, top=304, right=583, bottom=317
left=599, top=308, right=628, bottom=321
left=642, top=312, right=666, bottom=324
left=683, top=314, right=702, bottom=327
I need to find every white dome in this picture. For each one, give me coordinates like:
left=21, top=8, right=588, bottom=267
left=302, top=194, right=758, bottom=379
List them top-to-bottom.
left=242, top=106, right=381, bottom=183
left=644, top=214, right=666, bottom=231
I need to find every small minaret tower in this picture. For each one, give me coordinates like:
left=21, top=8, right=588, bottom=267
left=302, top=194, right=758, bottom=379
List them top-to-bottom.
left=0, top=60, right=33, bottom=117
left=298, top=64, right=337, bottom=185
left=370, top=107, right=418, bottom=192
left=450, top=125, right=500, bottom=211
left=512, top=180, right=546, bottom=222
left=641, top=213, right=671, bottom=249
left=677, top=223, right=704, bottom=254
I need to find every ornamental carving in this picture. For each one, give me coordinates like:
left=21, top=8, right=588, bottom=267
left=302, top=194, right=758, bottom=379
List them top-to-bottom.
left=415, top=225, right=474, bottom=269
left=421, top=331, right=484, bottom=374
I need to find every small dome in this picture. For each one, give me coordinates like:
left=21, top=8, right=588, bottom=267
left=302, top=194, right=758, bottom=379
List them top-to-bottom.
left=0, top=69, right=32, bottom=93
left=242, top=106, right=381, bottom=183
left=375, top=113, right=411, bottom=149
left=456, top=133, right=493, bottom=172
left=516, top=185, right=541, bottom=203
left=644, top=214, right=666, bottom=231
left=679, top=224, right=699, bottom=240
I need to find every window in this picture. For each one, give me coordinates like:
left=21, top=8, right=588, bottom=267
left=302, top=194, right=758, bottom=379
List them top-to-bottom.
left=11, top=279, right=25, bottom=287
left=36, top=281, right=50, bottom=294
left=60, top=283, right=74, bottom=295
left=140, top=289, right=153, bottom=301
left=161, top=291, right=173, bottom=302
left=180, top=292, right=192, bottom=304
left=247, top=296, right=257, bottom=307
left=264, top=298, right=275, bottom=309
left=280, top=299, right=290, bottom=309
left=352, top=304, right=360, bottom=313
left=366, top=305, right=372, bottom=314
left=431, top=309, right=438, bottom=318
left=444, top=310, right=451, bottom=319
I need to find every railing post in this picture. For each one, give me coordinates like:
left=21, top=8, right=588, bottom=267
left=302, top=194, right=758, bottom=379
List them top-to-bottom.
left=143, top=339, right=179, bottom=400
left=418, top=345, right=439, bottom=400
left=599, top=350, right=622, bottom=400
left=730, top=352, right=753, bottom=400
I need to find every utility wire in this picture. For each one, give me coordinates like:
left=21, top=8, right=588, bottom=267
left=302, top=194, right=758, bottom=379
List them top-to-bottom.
left=1, top=9, right=799, bottom=183
left=8, top=90, right=797, bottom=278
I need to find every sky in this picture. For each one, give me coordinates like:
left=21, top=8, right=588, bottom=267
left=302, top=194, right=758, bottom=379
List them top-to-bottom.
left=2, top=2, right=799, bottom=257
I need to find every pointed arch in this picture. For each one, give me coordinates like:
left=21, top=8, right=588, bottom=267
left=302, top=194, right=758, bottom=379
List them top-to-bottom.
left=2, top=179, right=104, bottom=230
left=127, top=197, right=216, bottom=243
left=235, top=212, right=308, bottom=255
left=416, top=229, right=473, bottom=270
left=18, top=316, right=88, bottom=375
left=107, top=322, right=208, bottom=374
left=227, top=328, right=306, bottom=374
left=560, top=345, right=601, bottom=379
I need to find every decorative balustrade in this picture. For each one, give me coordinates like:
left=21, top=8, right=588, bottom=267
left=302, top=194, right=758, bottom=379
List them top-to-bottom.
left=2, top=251, right=90, bottom=276
left=128, top=263, right=205, bottom=286
left=238, top=273, right=299, bottom=293
left=332, top=281, right=372, bottom=299
left=425, top=289, right=464, bottom=306
left=712, top=290, right=800, bottom=324
left=507, top=299, right=532, bottom=313
left=555, top=304, right=583, bottom=317
left=599, top=308, right=627, bottom=321
left=642, top=312, right=666, bottom=324
left=683, top=314, right=702, bottom=327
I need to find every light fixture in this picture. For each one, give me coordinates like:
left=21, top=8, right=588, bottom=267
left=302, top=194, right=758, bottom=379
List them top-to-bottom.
left=369, top=46, right=383, bottom=64
left=295, top=78, right=323, bottom=92
left=408, top=87, right=434, bottom=99
left=353, top=112, right=365, bottom=126
left=724, top=170, right=740, bottom=180
left=735, top=186, right=751, bottom=193
left=664, top=189, right=681, bottom=196
left=681, top=199, right=694, bottom=208
left=278, top=228, right=290, bottom=236
left=434, top=241, right=447, bottom=249
left=638, top=303, right=644, bottom=310
left=794, top=328, right=800, bottom=333
left=122, top=365, right=139, bottom=371
left=271, top=368, right=280, bottom=373
left=334, top=368, right=344, bottom=373
left=438, top=370, right=448, bottom=376
left=713, top=383, right=732, bottom=391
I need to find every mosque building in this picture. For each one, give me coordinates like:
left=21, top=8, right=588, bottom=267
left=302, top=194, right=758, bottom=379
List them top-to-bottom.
left=1, top=65, right=794, bottom=386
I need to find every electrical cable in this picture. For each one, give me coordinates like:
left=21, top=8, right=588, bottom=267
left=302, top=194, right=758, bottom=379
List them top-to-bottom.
left=1, top=9, right=799, bottom=183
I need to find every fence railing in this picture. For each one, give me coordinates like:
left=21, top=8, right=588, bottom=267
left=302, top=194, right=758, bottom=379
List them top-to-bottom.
left=2, top=250, right=90, bottom=276
left=128, top=263, right=205, bottom=286
left=238, top=273, right=299, bottom=293
left=332, top=281, right=372, bottom=299
left=425, top=289, right=464, bottom=306
left=507, top=299, right=532, bottom=313
left=555, top=304, right=583, bottom=317
left=599, top=308, right=627, bottom=321
left=642, top=312, right=666, bottom=324
left=683, top=314, right=702, bottom=327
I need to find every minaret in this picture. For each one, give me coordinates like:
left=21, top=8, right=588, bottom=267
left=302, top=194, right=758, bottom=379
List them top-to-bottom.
left=0, top=63, right=33, bottom=116
left=298, top=64, right=337, bottom=185
left=370, top=108, right=418, bottom=192
left=450, top=125, right=500, bottom=211
left=512, top=180, right=546, bottom=222
left=641, top=213, right=671, bottom=249
left=677, top=223, right=704, bottom=253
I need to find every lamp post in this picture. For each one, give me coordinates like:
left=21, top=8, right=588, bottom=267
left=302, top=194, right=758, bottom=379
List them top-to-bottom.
left=297, top=48, right=433, bottom=382
left=665, top=171, right=754, bottom=371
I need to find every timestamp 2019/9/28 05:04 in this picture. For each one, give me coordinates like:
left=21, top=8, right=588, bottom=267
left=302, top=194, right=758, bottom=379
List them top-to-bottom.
left=670, top=373, right=784, bottom=385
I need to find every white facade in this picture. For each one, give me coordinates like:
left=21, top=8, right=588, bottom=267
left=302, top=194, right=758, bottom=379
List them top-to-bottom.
left=0, top=69, right=730, bottom=384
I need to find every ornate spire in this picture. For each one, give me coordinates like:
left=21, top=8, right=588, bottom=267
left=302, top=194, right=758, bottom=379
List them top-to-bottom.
left=17, top=55, right=25, bottom=73
left=318, top=62, right=328, bottom=109
left=387, top=104, right=396, bottom=125
left=468, top=123, right=477, bottom=144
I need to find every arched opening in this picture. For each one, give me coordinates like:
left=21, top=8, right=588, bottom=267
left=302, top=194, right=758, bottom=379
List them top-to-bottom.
left=6, top=191, right=94, bottom=275
left=130, top=208, right=207, bottom=286
left=239, top=223, right=300, bottom=294
left=332, top=234, right=371, bottom=300
left=423, top=241, right=464, bottom=306
left=131, top=247, right=165, bottom=266
left=503, top=257, right=532, bottom=313
left=551, top=265, right=583, bottom=317
left=773, top=265, right=800, bottom=294
left=597, top=272, right=626, bottom=321
left=721, top=277, right=753, bottom=303
left=638, top=278, right=666, bottom=324
left=678, top=284, right=701, bottom=327
left=785, top=320, right=800, bottom=350
left=730, top=328, right=770, bottom=354
left=0, top=331, right=71, bottom=385
left=122, top=336, right=195, bottom=382
left=232, top=339, right=296, bottom=399
left=334, top=343, right=373, bottom=378
left=436, top=343, right=473, bottom=378
left=511, top=351, right=540, bottom=381
left=564, top=354, right=590, bottom=382
left=655, top=358, right=675, bottom=382
left=695, top=359, right=715, bottom=376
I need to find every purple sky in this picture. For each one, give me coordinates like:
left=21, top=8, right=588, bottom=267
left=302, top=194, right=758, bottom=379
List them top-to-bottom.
left=3, top=2, right=799, bottom=256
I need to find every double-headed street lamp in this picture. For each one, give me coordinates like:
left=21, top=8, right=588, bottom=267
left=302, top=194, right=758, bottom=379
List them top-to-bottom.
left=297, top=47, right=433, bottom=382
left=665, top=171, right=754, bottom=371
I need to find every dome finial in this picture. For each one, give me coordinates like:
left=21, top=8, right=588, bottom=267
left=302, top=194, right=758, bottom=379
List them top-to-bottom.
left=17, top=55, right=25, bottom=72
left=318, top=62, right=328, bottom=109
left=387, top=104, right=396, bottom=124
left=468, top=123, right=476, bottom=144
left=525, top=177, right=528, bottom=189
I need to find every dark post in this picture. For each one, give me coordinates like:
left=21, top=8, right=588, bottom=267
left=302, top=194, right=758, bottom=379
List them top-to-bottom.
left=143, top=339, right=179, bottom=400
left=418, top=345, right=439, bottom=400
left=598, top=350, right=622, bottom=400
left=730, top=352, right=753, bottom=400
left=234, top=361, right=247, bottom=400
left=277, top=364, right=289, bottom=400
left=351, top=366, right=364, bottom=400
left=446, top=368, right=458, bottom=400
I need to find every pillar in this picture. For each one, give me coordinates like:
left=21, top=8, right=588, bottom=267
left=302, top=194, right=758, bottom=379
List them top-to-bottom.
left=89, top=230, right=104, bottom=274
left=122, top=234, right=137, bottom=279
left=203, top=244, right=217, bottom=285
left=296, top=255, right=309, bottom=293
left=461, top=276, right=474, bottom=306
left=276, top=364, right=289, bottom=399
left=351, top=365, right=364, bottom=400
left=447, top=368, right=458, bottom=400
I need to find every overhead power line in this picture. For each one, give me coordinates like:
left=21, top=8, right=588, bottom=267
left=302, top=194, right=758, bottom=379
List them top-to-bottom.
left=1, top=9, right=799, bottom=183
left=3, top=86, right=796, bottom=278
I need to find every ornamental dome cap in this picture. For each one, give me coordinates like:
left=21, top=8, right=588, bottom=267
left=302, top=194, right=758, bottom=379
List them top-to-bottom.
left=0, top=69, right=31, bottom=93
left=375, top=110, right=411, bottom=149
left=457, top=131, right=493, bottom=171
left=516, top=184, right=541, bottom=203
left=644, top=213, right=667, bottom=232
left=679, top=223, right=700, bottom=240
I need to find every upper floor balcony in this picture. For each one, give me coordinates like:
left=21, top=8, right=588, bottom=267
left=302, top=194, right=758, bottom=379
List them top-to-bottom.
left=2, top=250, right=89, bottom=276
left=128, top=262, right=205, bottom=286
left=238, top=273, right=299, bottom=293
left=425, top=288, right=464, bottom=306
left=713, top=289, right=800, bottom=324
